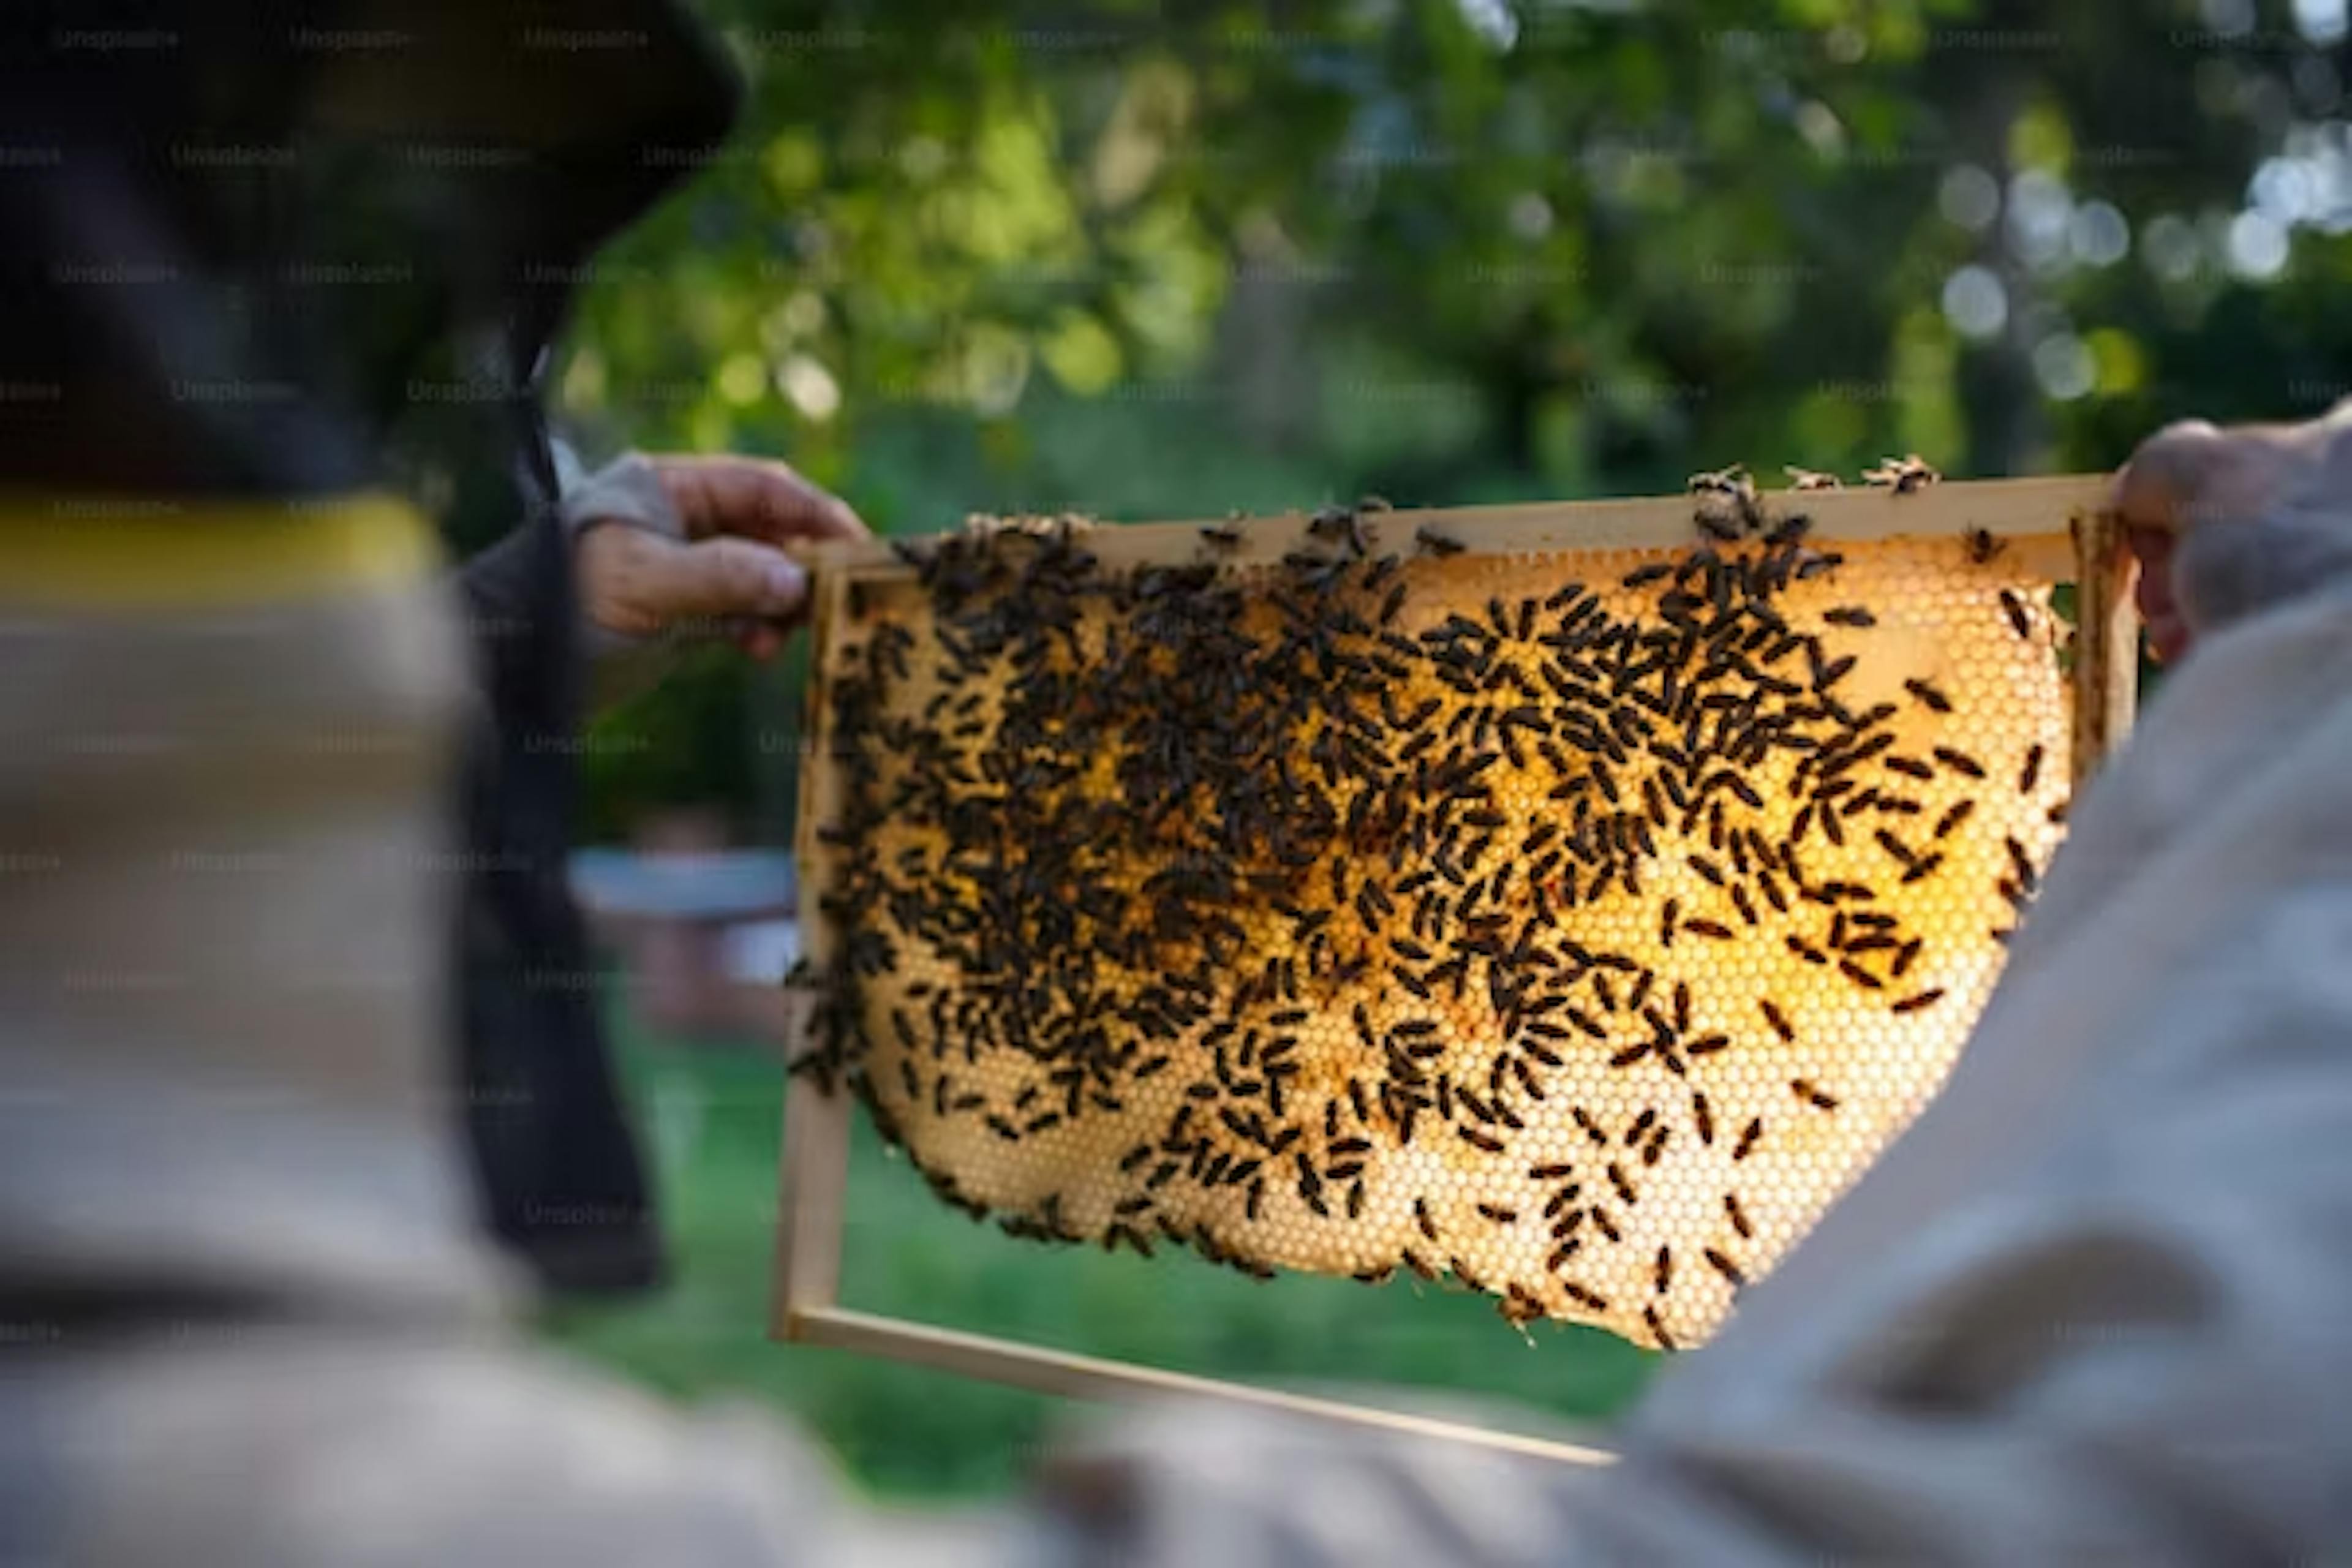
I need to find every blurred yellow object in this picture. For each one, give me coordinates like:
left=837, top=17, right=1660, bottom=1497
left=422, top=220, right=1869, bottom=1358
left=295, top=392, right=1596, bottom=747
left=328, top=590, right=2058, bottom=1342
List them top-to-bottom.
left=0, top=492, right=436, bottom=608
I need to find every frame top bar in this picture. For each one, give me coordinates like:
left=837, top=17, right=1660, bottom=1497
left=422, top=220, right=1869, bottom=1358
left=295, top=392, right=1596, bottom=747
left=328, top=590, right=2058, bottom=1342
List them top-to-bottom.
left=801, top=474, right=2111, bottom=578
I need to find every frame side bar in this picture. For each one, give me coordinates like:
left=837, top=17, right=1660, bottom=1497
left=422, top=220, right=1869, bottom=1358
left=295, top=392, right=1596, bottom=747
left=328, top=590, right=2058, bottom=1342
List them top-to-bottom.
left=2068, top=505, right=2141, bottom=783
left=773, top=571, right=856, bottom=1338
left=774, top=1078, right=853, bottom=1336
left=794, top=1305, right=1617, bottom=1468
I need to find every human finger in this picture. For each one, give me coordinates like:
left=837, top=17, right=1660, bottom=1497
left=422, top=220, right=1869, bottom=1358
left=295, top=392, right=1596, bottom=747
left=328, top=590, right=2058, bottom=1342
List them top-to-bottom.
left=653, top=454, right=867, bottom=548
left=579, top=527, right=808, bottom=642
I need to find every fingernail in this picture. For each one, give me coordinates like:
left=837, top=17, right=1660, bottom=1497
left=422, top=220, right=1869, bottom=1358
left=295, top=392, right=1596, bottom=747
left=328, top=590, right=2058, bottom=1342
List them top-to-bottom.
left=761, top=557, right=807, bottom=611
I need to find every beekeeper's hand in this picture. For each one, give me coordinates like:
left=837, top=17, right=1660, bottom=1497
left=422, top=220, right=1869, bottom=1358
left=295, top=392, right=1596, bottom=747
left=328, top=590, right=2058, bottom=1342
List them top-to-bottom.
left=2111, top=402, right=2352, bottom=662
left=576, top=454, right=867, bottom=660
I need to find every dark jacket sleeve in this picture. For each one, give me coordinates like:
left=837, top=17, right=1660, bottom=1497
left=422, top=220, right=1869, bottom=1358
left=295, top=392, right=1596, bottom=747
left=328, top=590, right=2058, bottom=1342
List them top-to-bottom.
left=450, top=446, right=693, bottom=1294
left=451, top=506, right=666, bottom=1293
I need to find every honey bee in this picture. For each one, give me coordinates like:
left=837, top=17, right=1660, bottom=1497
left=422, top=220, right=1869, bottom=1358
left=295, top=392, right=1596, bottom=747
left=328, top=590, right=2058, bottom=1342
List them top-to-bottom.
left=1864, top=453, right=1940, bottom=493
left=1687, top=462, right=1752, bottom=494
left=1306, top=502, right=1359, bottom=539
left=1999, top=587, right=2035, bottom=639
left=1903, top=676, right=1953, bottom=714
left=1932, top=745, right=1986, bottom=779
left=2005, top=834, right=2041, bottom=892
left=1897, top=851, right=1945, bottom=885
left=1837, top=959, right=1883, bottom=992
left=1607, top=1163, right=1638, bottom=1206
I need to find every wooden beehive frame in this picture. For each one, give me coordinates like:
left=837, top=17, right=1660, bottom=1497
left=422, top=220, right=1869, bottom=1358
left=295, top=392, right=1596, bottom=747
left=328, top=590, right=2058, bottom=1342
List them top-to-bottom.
left=772, top=475, right=2132, bottom=1467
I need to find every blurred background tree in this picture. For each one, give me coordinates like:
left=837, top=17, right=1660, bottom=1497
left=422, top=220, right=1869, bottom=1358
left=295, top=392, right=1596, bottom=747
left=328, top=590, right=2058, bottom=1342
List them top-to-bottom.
left=548, top=0, right=2352, bottom=1499
left=568, top=0, right=2352, bottom=841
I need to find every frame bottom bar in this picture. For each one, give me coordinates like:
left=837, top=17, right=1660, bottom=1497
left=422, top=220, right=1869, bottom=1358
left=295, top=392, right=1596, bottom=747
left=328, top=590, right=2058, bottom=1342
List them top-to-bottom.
left=782, top=1304, right=1618, bottom=1468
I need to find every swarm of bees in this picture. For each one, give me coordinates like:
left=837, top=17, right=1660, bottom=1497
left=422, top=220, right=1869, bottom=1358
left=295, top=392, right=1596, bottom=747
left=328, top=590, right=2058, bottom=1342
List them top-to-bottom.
left=799, top=485, right=2071, bottom=1351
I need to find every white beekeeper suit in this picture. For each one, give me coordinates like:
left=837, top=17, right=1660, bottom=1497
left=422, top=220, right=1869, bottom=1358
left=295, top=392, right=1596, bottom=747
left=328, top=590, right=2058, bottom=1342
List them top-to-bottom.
left=6, top=467, right=2350, bottom=1568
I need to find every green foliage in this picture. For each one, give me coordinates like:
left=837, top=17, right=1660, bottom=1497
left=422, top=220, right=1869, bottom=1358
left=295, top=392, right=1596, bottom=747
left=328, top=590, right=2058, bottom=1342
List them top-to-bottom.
left=557, top=0, right=2351, bottom=835
left=578, top=644, right=764, bottom=841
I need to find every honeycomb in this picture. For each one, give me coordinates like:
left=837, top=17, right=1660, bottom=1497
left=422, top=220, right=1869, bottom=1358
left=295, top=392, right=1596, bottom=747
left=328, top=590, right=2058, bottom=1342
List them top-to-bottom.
left=798, top=508, right=2070, bottom=1350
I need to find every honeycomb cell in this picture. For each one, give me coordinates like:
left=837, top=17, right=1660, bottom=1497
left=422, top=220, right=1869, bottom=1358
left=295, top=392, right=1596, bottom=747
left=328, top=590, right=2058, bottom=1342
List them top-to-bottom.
left=799, top=513, right=2073, bottom=1349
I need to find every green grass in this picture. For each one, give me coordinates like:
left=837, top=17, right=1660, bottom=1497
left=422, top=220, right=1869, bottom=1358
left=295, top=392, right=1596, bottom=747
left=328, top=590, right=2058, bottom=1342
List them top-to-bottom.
left=539, top=999, right=1659, bottom=1499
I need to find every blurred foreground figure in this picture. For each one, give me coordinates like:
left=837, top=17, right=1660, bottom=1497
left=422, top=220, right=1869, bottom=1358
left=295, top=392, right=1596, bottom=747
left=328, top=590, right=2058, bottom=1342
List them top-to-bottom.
left=0, top=0, right=861, bottom=1302
left=10, top=5, right=2352, bottom=1566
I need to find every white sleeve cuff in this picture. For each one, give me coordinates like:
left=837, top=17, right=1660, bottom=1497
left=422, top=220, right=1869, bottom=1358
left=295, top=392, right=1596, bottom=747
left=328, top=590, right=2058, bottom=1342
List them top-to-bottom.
left=560, top=451, right=685, bottom=545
